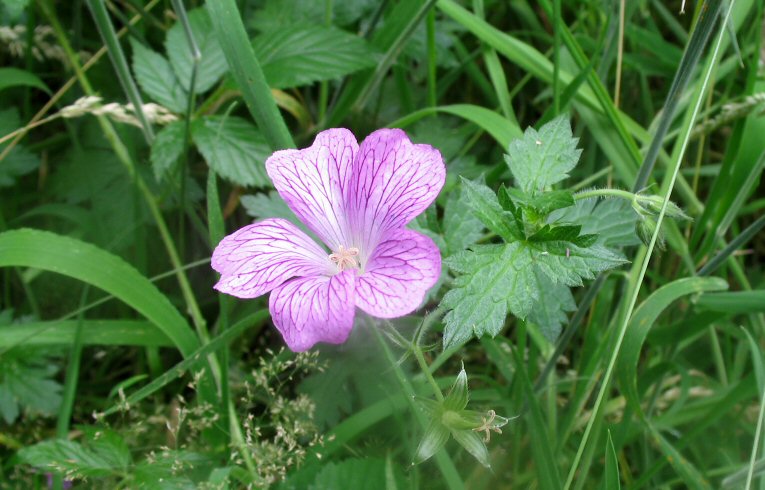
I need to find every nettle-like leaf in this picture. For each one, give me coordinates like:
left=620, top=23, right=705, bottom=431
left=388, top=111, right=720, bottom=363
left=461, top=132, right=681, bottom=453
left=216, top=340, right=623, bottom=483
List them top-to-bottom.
left=166, top=7, right=228, bottom=94
left=253, top=24, right=379, bottom=89
left=130, top=39, right=187, bottom=113
left=505, top=115, right=581, bottom=193
left=192, top=116, right=271, bottom=187
left=441, top=117, right=634, bottom=347
left=443, top=186, right=484, bottom=256
left=441, top=242, right=625, bottom=348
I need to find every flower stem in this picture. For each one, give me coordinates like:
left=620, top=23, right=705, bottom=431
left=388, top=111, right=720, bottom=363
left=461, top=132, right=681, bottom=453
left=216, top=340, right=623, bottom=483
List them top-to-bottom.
left=573, top=187, right=636, bottom=202
left=413, top=345, right=444, bottom=402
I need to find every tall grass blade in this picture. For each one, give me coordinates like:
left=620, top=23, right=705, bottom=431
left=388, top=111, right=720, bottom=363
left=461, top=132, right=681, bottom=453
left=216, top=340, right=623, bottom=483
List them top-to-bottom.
left=206, top=0, right=294, bottom=150
left=632, top=0, right=723, bottom=191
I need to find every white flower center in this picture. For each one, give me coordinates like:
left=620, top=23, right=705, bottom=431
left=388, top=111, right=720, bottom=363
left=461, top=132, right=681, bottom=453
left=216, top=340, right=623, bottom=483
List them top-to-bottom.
left=329, top=245, right=360, bottom=272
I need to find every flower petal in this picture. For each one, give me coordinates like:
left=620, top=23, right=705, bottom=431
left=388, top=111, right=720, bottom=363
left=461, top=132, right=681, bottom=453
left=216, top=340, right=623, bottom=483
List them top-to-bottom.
left=266, top=128, right=357, bottom=250
left=348, top=129, right=445, bottom=255
left=212, top=218, right=332, bottom=299
left=355, top=229, right=441, bottom=318
left=269, top=270, right=356, bottom=352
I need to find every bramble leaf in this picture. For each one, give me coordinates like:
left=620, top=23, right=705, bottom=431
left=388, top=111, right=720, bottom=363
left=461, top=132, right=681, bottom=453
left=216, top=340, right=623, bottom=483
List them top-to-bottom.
left=253, top=24, right=379, bottom=89
left=130, top=39, right=187, bottom=113
left=505, top=115, right=581, bottom=193
left=192, top=116, right=271, bottom=187
left=150, top=121, right=185, bottom=181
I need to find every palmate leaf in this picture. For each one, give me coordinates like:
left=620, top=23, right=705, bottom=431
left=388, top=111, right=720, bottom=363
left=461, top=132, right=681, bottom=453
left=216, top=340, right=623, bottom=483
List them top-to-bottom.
left=253, top=24, right=379, bottom=89
left=505, top=115, right=581, bottom=193
left=192, top=116, right=271, bottom=187
left=443, top=185, right=484, bottom=256
left=551, top=197, right=640, bottom=248
left=440, top=241, right=625, bottom=348
left=527, top=269, right=576, bottom=342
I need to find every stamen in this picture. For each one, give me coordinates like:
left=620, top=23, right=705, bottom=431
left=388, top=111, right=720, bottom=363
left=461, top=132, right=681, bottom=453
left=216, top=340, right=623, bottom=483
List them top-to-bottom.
left=329, top=245, right=360, bottom=272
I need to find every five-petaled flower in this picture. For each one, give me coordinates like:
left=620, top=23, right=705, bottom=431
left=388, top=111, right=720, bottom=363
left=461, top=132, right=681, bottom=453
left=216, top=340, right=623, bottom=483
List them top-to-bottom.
left=212, top=128, right=445, bottom=351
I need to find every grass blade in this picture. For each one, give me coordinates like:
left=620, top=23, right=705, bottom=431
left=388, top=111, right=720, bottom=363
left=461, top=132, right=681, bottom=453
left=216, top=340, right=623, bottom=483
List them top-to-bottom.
left=85, top=0, right=155, bottom=143
left=206, top=0, right=294, bottom=150
left=631, top=0, right=724, bottom=191
left=0, top=229, right=199, bottom=356
left=101, top=311, right=268, bottom=416
left=0, top=320, right=172, bottom=348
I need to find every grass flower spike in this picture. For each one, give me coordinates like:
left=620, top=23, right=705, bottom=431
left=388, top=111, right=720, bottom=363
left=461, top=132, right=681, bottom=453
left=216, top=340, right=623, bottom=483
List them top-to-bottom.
left=212, top=128, right=445, bottom=351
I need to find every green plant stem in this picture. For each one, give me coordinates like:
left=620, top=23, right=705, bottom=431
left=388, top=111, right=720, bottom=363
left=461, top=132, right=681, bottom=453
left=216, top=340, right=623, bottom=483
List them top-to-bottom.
left=207, top=0, right=294, bottom=151
left=317, top=0, right=333, bottom=123
left=563, top=2, right=736, bottom=487
left=426, top=8, right=437, bottom=107
left=574, top=188, right=636, bottom=202
left=56, top=286, right=89, bottom=439
left=371, top=326, right=465, bottom=490
left=414, top=346, right=444, bottom=402
left=745, top=384, right=765, bottom=489
left=228, top=402, right=260, bottom=483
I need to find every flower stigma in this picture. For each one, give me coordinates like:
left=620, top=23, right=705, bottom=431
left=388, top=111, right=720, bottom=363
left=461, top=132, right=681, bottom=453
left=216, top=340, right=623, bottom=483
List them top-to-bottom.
left=329, top=245, right=360, bottom=272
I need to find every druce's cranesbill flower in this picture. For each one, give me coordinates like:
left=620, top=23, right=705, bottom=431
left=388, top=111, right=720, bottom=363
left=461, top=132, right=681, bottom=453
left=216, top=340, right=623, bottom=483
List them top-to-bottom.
left=212, top=128, right=445, bottom=351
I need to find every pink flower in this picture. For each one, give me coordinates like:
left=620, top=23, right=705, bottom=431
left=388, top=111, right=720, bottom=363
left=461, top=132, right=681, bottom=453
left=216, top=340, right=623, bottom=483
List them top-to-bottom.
left=212, top=128, right=445, bottom=351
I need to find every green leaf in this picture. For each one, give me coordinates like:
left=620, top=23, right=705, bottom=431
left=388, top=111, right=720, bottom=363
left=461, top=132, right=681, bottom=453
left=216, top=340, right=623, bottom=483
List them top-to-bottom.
left=1, top=0, right=29, bottom=20
left=166, top=7, right=228, bottom=94
left=253, top=24, right=379, bottom=89
left=130, top=39, right=187, bottom=113
left=0, top=67, right=50, bottom=94
left=389, top=104, right=523, bottom=149
left=0, top=108, right=40, bottom=188
left=505, top=115, right=581, bottom=193
left=192, top=116, right=271, bottom=187
left=150, top=121, right=185, bottom=180
left=461, top=179, right=523, bottom=242
left=443, top=186, right=484, bottom=256
left=527, top=189, right=575, bottom=214
left=240, top=191, right=312, bottom=236
left=551, top=198, right=640, bottom=248
left=528, top=224, right=583, bottom=243
left=0, top=229, right=200, bottom=357
left=441, top=241, right=625, bottom=348
left=534, top=242, right=626, bottom=287
left=441, top=244, right=535, bottom=348
left=527, top=269, right=576, bottom=342
left=616, top=276, right=728, bottom=416
left=0, top=320, right=173, bottom=348
left=0, top=348, right=62, bottom=422
left=443, top=366, right=469, bottom=411
left=0, top=385, right=19, bottom=424
left=414, top=419, right=451, bottom=465
left=451, top=429, right=490, bottom=468
left=605, top=430, right=621, bottom=490
left=19, top=432, right=130, bottom=478
left=308, top=458, right=395, bottom=490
